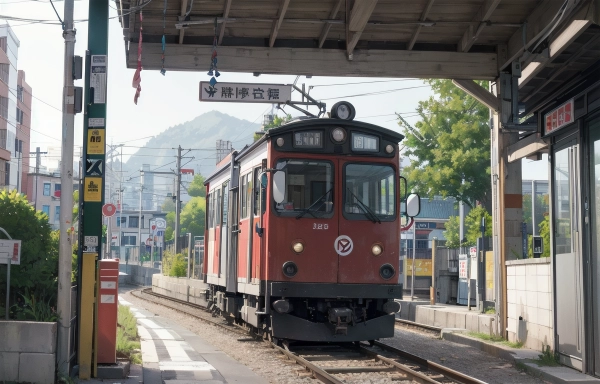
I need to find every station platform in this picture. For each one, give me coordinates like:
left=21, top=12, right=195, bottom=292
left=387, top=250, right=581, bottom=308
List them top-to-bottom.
left=81, top=293, right=266, bottom=383
left=396, top=298, right=600, bottom=384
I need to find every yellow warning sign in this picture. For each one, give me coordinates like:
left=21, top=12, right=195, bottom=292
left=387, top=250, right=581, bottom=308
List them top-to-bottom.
left=87, top=129, right=105, bottom=154
left=84, top=177, right=102, bottom=202
left=406, top=259, right=432, bottom=276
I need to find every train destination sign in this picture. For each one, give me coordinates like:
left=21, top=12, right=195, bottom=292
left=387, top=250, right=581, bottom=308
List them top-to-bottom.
left=199, top=82, right=292, bottom=103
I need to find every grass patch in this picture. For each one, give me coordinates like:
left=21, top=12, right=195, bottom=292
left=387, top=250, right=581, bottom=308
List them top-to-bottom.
left=117, top=304, right=142, bottom=364
left=484, top=307, right=496, bottom=314
left=467, top=332, right=524, bottom=348
left=534, top=345, right=560, bottom=367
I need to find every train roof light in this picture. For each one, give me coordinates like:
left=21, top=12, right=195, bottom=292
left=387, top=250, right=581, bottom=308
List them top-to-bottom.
left=331, top=101, right=356, bottom=121
left=331, top=127, right=346, bottom=143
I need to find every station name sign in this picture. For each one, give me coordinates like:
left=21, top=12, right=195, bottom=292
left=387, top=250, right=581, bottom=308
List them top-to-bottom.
left=199, top=82, right=292, bottom=103
left=545, top=99, right=574, bottom=135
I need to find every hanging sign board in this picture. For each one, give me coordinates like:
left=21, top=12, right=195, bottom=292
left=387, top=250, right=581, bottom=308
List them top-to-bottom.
left=199, top=82, right=292, bottom=103
left=545, top=99, right=574, bottom=135
left=0, top=240, right=21, bottom=265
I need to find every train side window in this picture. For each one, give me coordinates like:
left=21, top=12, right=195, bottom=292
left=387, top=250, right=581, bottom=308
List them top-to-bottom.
left=240, top=174, right=248, bottom=219
left=222, top=181, right=229, bottom=225
left=215, top=187, right=221, bottom=227
left=207, top=192, right=213, bottom=229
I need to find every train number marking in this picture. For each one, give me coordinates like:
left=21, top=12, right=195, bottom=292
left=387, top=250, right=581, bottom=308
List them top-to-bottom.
left=313, top=223, right=329, bottom=230
left=334, top=235, right=353, bottom=256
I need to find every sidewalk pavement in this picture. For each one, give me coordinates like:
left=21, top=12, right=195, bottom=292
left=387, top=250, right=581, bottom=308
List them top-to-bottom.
left=78, top=292, right=266, bottom=384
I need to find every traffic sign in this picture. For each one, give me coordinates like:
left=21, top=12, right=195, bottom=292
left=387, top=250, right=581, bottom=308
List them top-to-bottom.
left=102, top=203, right=117, bottom=217
left=0, top=240, right=21, bottom=265
left=469, top=246, right=477, bottom=258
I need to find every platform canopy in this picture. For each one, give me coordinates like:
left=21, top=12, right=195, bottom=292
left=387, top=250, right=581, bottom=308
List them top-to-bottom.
left=116, top=0, right=600, bottom=110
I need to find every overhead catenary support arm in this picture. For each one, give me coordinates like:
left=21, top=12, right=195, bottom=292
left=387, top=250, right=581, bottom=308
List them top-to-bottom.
left=270, top=0, right=291, bottom=48
left=346, top=0, right=378, bottom=59
left=408, top=0, right=435, bottom=50
left=458, top=0, right=501, bottom=52
left=452, top=79, right=500, bottom=112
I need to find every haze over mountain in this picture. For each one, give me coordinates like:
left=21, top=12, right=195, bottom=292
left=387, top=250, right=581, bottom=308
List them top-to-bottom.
left=122, top=111, right=260, bottom=178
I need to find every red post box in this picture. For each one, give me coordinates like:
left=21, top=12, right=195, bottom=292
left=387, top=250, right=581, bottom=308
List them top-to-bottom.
left=97, top=259, right=119, bottom=364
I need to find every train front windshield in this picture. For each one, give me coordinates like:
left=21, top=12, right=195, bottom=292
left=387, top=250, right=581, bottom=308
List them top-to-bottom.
left=273, top=159, right=396, bottom=221
left=274, top=159, right=334, bottom=217
left=344, top=163, right=396, bottom=222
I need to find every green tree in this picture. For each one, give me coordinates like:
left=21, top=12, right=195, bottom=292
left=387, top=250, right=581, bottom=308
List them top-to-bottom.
left=401, top=79, right=491, bottom=208
left=254, top=114, right=292, bottom=141
left=187, top=174, right=206, bottom=198
left=0, top=190, right=58, bottom=317
left=180, top=196, right=206, bottom=239
left=443, top=206, right=492, bottom=248
left=465, top=206, right=492, bottom=246
left=165, top=211, right=175, bottom=241
left=442, top=216, right=461, bottom=248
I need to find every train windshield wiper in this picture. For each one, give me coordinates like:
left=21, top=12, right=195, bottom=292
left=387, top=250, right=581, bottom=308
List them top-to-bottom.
left=296, top=188, right=333, bottom=219
left=346, top=188, right=381, bottom=224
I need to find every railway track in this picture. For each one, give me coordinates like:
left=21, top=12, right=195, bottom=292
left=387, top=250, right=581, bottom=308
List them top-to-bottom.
left=132, top=288, right=486, bottom=384
left=395, top=318, right=443, bottom=335
left=275, top=341, right=487, bottom=384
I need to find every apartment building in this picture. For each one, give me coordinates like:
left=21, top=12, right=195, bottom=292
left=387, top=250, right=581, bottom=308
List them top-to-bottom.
left=0, top=24, right=31, bottom=192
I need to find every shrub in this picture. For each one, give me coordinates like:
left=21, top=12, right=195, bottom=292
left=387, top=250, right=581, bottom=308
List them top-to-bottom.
left=0, top=190, right=58, bottom=318
left=162, top=250, right=187, bottom=277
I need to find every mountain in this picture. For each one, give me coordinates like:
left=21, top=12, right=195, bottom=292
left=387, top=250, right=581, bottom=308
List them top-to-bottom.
left=123, top=111, right=260, bottom=178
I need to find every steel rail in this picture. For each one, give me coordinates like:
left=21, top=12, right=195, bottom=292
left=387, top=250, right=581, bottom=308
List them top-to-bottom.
left=371, top=341, right=488, bottom=384
left=272, top=343, right=345, bottom=384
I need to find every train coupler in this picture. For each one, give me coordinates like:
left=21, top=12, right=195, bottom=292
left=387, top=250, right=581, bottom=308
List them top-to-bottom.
left=328, top=307, right=354, bottom=335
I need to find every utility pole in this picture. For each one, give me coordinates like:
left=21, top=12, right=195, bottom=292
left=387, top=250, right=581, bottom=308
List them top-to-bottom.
left=57, top=0, right=76, bottom=377
left=79, top=0, right=109, bottom=378
left=175, top=145, right=182, bottom=253
left=30, top=147, right=47, bottom=211
left=138, top=171, right=143, bottom=264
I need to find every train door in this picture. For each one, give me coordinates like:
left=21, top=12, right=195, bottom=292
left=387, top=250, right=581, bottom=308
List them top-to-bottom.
left=553, top=137, right=585, bottom=370
left=337, top=160, right=398, bottom=284
left=249, top=168, right=263, bottom=281
left=237, top=172, right=252, bottom=282
left=219, top=181, right=229, bottom=279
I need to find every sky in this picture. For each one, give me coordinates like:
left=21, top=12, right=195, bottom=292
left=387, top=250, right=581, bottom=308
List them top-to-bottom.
left=0, top=0, right=547, bottom=180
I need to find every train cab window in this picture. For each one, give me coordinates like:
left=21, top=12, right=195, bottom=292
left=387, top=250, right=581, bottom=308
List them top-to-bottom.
left=273, top=159, right=334, bottom=218
left=343, top=163, right=396, bottom=222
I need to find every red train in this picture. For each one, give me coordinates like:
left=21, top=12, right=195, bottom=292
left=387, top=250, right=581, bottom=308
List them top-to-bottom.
left=203, top=101, right=420, bottom=343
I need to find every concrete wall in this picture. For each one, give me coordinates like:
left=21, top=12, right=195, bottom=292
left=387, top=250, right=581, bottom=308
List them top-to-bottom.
left=506, top=258, right=553, bottom=351
left=119, top=263, right=160, bottom=286
left=152, top=274, right=209, bottom=307
left=414, top=305, right=497, bottom=336
left=0, top=321, right=56, bottom=384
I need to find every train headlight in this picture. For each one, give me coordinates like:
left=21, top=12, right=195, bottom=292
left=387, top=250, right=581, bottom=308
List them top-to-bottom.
left=331, top=127, right=346, bottom=143
left=276, top=137, right=285, bottom=147
left=385, top=144, right=394, bottom=154
left=292, top=241, right=304, bottom=254
left=371, top=244, right=383, bottom=256
left=282, top=261, right=298, bottom=277
left=380, top=264, right=395, bottom=280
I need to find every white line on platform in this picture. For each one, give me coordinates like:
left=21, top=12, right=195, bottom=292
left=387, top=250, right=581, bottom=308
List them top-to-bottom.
left=163, top=340, right=192, bottom=362
left=159, top=361, right=215, bottom=371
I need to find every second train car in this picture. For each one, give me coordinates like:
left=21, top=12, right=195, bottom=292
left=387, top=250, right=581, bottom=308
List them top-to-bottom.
left=203, top=101, right=420, bottom=343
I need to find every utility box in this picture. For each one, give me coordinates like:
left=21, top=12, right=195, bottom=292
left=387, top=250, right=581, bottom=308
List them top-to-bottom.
left=97, top=259, right=119, bottom=364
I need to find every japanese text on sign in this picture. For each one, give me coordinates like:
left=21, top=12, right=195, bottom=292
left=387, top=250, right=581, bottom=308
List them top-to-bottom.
left=199, top=82, right=292, bottom=103
left=545, top=99, right=574, bottom=134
